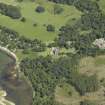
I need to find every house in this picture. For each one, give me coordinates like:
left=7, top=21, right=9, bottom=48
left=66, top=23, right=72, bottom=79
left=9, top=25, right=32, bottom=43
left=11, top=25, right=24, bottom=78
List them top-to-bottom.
left=50, top=47, right=60, bottom=56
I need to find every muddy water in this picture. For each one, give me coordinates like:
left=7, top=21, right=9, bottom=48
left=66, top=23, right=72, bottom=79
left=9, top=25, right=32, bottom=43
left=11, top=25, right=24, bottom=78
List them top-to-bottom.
left=0, top=49, right=33, bottom=105
left=0, top=77, right=33, bottom=105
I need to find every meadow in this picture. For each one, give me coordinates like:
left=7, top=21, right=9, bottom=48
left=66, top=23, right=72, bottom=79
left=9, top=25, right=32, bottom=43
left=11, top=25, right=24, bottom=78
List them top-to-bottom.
left=0, top=0, right=82, bottom=42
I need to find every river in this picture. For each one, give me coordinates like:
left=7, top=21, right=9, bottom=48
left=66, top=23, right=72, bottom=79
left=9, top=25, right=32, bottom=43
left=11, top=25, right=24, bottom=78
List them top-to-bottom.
left=0, top=46, right=33, bottom=105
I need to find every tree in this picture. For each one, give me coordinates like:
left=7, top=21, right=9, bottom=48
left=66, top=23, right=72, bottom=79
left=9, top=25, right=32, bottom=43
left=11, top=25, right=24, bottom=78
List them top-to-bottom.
left=0, top=3, right=21, bottom=19
left=53, top=4, right=63, bottom=14
left=35, top=6, right=45, bottom=13
left=20, top=17, right=26, bottom=22
left=47, top=24, right=55, bottom=32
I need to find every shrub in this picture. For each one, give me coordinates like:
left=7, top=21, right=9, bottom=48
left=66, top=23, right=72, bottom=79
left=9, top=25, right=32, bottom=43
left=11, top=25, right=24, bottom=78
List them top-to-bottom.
left=0, top=3, right=21, bottom=19
left=54, top=5, right=64, bottom=14
left=35, top=6, right=45, bottom=13
left=20, top=17, right=26, bottom=22
left=33, top=23, right=37, bottom=27
left=47, top=24, right=55, bottom=32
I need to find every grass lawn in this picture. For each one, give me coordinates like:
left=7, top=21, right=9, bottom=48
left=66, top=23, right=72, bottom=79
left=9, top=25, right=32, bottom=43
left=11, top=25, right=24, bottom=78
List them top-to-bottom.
left=0, top=0, right=82, bottom=42
left=16, top=47, right=75, bottom=61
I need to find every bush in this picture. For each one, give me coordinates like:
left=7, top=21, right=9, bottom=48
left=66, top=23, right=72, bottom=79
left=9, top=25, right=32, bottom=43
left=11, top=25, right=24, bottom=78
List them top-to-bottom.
left=0, top=3, right=21, bottom=19
left=54, top=5, right=64, bottom=14
left=35, top=6, right=45, bottom=13
left=20, top=17, right=26, bottom=22
left=33, top=23, right=37, bottom=27
left=47, top=24, right=55, bottom=32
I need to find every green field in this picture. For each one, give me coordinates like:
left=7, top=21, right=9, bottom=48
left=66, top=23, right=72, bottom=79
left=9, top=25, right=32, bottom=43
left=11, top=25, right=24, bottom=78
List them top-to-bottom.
left=0, top=0, right=82, bottom=42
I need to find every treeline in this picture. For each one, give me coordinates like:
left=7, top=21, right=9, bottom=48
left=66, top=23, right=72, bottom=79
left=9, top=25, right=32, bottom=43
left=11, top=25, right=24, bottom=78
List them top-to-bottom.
left=17, top=0, right=35, bottom=2
left=48, top=0, right=100, bottom=13
left=48, top=0, right=74, bottom=5
left=0, top=3, right=21, bottom=19
left=80, top=11, right=105, bottom=31
left=56, top=23, right=105, bottom=56
left=0, top=26, right=46, bottom=52
left=20, top=54, right=99, bottom=105
left=69, top=73, right=99, bottom=95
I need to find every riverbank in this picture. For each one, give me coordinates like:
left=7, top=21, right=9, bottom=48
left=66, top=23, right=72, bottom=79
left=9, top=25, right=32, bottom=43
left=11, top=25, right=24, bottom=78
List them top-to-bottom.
left=0, top=46, right=17, bottom=62
left=0, top=89, right=15, bottom=105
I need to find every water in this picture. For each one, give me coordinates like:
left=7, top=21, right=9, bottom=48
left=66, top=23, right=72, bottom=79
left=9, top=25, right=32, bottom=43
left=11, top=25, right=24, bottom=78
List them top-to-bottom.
left=0, top=49, right=33, bottom=105
left=0, top=77, right=33, bottom=105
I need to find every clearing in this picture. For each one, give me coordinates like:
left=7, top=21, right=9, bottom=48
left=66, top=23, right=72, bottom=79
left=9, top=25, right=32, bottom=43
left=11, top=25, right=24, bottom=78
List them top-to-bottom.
left=0, top=0, right=82, bottom=42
